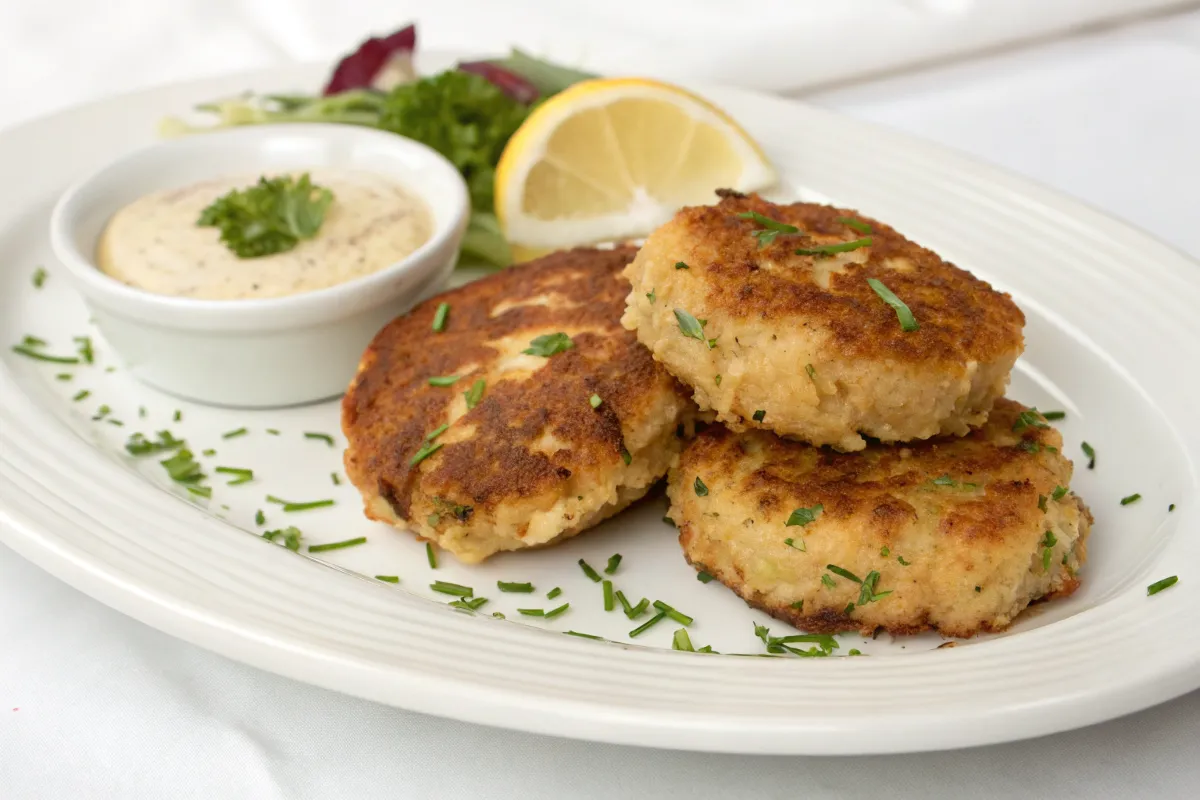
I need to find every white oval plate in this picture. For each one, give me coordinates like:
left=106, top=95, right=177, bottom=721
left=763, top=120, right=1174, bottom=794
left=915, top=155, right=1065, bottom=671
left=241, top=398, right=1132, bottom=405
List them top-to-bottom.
left=1, top=57, right=1198, bottom=756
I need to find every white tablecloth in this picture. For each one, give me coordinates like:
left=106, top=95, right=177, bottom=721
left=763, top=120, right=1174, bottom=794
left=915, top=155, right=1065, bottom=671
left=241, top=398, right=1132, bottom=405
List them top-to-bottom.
left=4, top=3, right=1200, bottom=797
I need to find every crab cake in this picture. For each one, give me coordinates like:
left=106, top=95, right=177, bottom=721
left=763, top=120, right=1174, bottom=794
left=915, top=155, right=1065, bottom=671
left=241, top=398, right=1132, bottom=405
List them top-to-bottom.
left=623, top=191, right=1025, bottom=451
left=343, top=246, right=694, bottom=564
left=668, top=400, right=1091, bottom=638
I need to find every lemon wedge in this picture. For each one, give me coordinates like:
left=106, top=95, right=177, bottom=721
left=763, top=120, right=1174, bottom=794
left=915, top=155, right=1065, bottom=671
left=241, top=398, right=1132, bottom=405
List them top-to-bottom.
left=495, top=77, right=776, bottom=250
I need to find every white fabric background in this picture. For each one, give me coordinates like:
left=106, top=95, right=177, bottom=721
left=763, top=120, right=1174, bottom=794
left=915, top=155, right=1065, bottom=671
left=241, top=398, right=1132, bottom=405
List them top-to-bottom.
left=3, top=2, right=1200, bottom=797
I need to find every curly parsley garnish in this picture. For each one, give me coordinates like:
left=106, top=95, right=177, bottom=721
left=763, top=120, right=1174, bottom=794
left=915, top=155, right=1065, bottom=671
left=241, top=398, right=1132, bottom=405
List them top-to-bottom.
left=198, top=173, right=334, bottom=258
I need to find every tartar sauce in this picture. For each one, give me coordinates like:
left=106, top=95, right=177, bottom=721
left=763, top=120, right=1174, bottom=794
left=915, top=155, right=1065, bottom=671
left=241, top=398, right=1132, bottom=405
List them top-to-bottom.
left=97, top=169, right=432, bottom=300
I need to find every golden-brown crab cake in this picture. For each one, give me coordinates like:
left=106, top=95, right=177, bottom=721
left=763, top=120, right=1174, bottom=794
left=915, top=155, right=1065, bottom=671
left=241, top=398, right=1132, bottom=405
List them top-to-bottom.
left=623, top=191, right=1026, bottom=451
left=343, top=246, right=695, bottom=564
left=667, top=400, right=1091, bottom=638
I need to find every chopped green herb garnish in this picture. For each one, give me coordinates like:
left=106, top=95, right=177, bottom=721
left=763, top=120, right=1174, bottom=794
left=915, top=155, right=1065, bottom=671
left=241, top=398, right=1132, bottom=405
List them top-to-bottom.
left=198, top=173, right=334, bottom=258
left=736, top=210, right=801, bottom=247
left=836, top=216, right=873, bottom=234
left=796, top=237, right=872, bottom=257
left=675, top=261, right=689, bottom=270
left=32, top=266, right=47, bottom=288
left=866, top=277, right=918, bottom=331
left=646, top=289, right=656, bottom=304
left=432, top=302, right=450, bottom=332
left=673, top=308, right=705, bottom=342
left=523, top=332, right=574, bottom=357
left=22, top=336, right=46, bottom=347
left=73, top=336, right=95, bottom=364
left=10, top=341, right=79, bottom=363
left=805, top=363, right=816, bottom=380
left=55, top=373, right=72, bottom=381
left=714, top=374, right=722, bottom=386
left=428, top=375, right=460, bottom=387
left=464, top=379, right=486, bottom=410
left=72, top=389, right=90, bottom=402
left=588, top=393, right=603, bottom=409
left=91, top=404, right=111, bottom=421
left=752, top=409, right=766, bottom=422
left=1012, top=409, right=1049, bottom=433
left=172, top=410, right=182, bottom=422
left=1042, top=410, right=1066, bottom=421
left=106, top=419, right=125, bottom=428
left=425, top=424, right=449, bottom=442
left=222, top=428, right=248, bottom=440
left=266, top=428, right=280, bottom=436
left=304, top=431, right=335, bottom=446
left=1081, top=441, right=1095, bottom=469
left=409, top=442, right=444, bottom=466
left=620, top=447, right=632, bottom=465
left=161, top=448, right=204, bottom=485
left=201, top=449, right=216, bottom=457
left=215, top=466, right=253, bottom=485
left=331, top=472, right=341, bottom=485
left=694, top=476, right=709, bottom=497
left=186, top=485, right=212, bottom=499
left=1051, top=485, right=1068, bottom=501
left=1120, top=493, right=1142, bottom=506
left=266, top=495, right=287, bottom=505
left=1038, top=495, right=1048, bottom=513
left=281, top=499, right=335, bottom=512
left=1169, top=503, right=1176, bottom=512
left=786, top=504, right=823, bottom=527
left=255, top=509, right=265, bottom=526
left=427, top=513, right=440, bottom=526
left=662, top=516, right=675, bottom=527
left=262, top=527, right=303, bottom=551
left=307, top=536, right=365, bottom=553
left=783, top=538, right=806, bottom=551
left=426, top=542, right=438, bottom=569
left=880, top=546, right=890, bottom=557
left=605, top=553, right=622, bottom=574
left=897, top=555, right=911, bottom=566
left=578, top=559, right=602, bottom=582
left=826, top=564, right=862, bottom=584
left=856, top=570, right=892, bottom=605
left=697, top=571, right=715, bottom=583
left=821, top=574, right=836, bottom=589
left=375, top=575, right=400, bottom=583
left=1147, top=576, right=1179, bottom=596
left=430, top=580, right=473, bottom=597
left=602, top=580, right=615, bottom=611
left=497, top=581, right=534, bottom=593
left=547, top=586, right=563, bottom=600
left=450, top=596, right=489, bottom=611
left=627, top=598, right=650, bottom=620
left=652, top=600, right=693, bottom=626
left=791, top=600, right=804, bottom=611
left=545, top=603, right=571, bottom=619
left=517, top=608, right=544, bottom=617
left=492, top=612, right=506, bottom=619
left=629, top=612, right=666, bottom=638
left=754, top=623, right=838, bottom=657
left=672, top=628, right=695, bottom=651
left=565, top=630, right=603, bottom=640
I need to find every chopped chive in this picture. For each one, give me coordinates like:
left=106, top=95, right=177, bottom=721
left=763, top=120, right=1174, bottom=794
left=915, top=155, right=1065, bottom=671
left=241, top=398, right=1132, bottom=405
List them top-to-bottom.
left=736, top=210, right=801, bottom=247
left=836, top=216, right=873, bottom=234
left=795, top=236, right=872, bottom=256
left=675, top=261, right=689, bottom=270
left=32, top=266, right=47, bottom=288
left=866, top=277, right=918, bottom=331
left=646, top=289, right=656, bottom=304
left=432, top=302, right=450, bottom=332
left=673, top=308, right=705, bottom=341
left=522, top=332, right=574, bottom=357
left=22, top=335, right=46, bottom=347
left=74, top=337, right=95, bottom=364
left=10, top=344, right=79, bottom=363
left=805, top=363, right=816, bottom=380
left=55, top=373, right=73, bottom=381
left=714, top=374, right=722, bottom=386
left=428, top=375, right=460, bottom=386
left=464, top=379, right=486, bottom=410
left=72, top=389, right=90, bottom=402
left=589, top=393, right=602, bottom=409
left=91, top=404, right=111, bottom=421
left=137, top=406, right=146, bottom=418
left=752, top=409, right=766, bottom=422
left=1012, top=409, right=1049, bottom=433
left=172, top=410, right=182, bottom=422
left=1042, top=410, right=1067, bottom=421
left=107, top=419, right=125, bottom=427
left=424, top=424, right=449, bottom=442
left=222, top=428, right=248, bottom=439
left=266, top=428, right=280, bottom=436
left=304, top=432, right=335, bottom=446
left=1081, top=441, right=1096, bottom=469
left=409, top=442, right=443, bottom=466
left=620, top=447, right=632, bottom=465
left=160, top=449, right=203, bottom=484
left=201, top=449, right=216, bottom=457
left=215, top=466, right=253, bottom=484
left=331, top=472, right=341, bottom=485
left=694, top=476, right=708, bottom=497
left=186, top=485, right=212, bottom=499
left=1051, top=485, right=1068, bottom=501
left=1120, top=493, right=1142, bottom=506
left=266, top=495, right=287, bottom=505
left=1038, top=495, right=1048, bottom=513
left=282, top=499, right=334, bottom=512
left=1169, top=503, right=1176, bottom=512
left=786, top=504, right=823, bottom=527
left=255, top=509, right=265, bottom=526
left=262, top=526, right=303, bottom=551
left=307, top=536, right=366, bottom=553
left=783, top=538, right=806, bottom=551
left=426, top=542, right=438, bottom=569
left=881, top=546, right=890, bottom=557
left=604, top=553, right=622, bottom=574
left=897, top=555, right=911, bottom=566
left=578, top=559, right=602, bottom=582
left=827, top=564, right=863, bottom=584
left=856, top=570, right=891, bottom=605
left=697, top=571, right=714, bottom=583
left=375, top=575, right=400, bottom=583
left=1147, top=576, right=1179, bottom=596
left=430, top=580, right=473, bottom=597
left=602, top=580, right=614, bottom=611
left=498, top=581, right=535, bottom=593
left=546, top=586, right=562, bottom=600
left=615, top=590, right=633, bottom=613
left=627, top=598, right=650, bottom=619
left=652, top=600, right=693, bottom=626
left=791, top=600, right=804, bottom=610
left=545, top=603, right=570, bottom=619
left=517, top=608, right=544, bottom=617
left=492, top=612, right=506, bottom=619
left=629, top=612, right=666, bottom=637
left=672, top=628, right=695, bottom=651
left=565, top=631, right=603, bottom=640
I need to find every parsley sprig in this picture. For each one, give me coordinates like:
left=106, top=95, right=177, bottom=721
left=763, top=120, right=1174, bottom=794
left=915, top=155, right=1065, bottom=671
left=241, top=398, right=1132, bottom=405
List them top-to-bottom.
left=198, top=173, right=334, bottom=258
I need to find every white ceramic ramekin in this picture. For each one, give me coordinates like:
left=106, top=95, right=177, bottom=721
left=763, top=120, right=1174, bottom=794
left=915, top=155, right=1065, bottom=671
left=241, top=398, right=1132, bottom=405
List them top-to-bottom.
left=50, top=124, right=469, bottom=407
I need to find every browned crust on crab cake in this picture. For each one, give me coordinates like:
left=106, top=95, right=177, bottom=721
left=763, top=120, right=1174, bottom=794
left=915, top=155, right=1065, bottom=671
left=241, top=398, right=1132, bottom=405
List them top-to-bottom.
left=623, top=191, right=1026, bottom=450
left=343, top=246, right=695, bottom=564
left=668, top=399, right=1091, bottom=638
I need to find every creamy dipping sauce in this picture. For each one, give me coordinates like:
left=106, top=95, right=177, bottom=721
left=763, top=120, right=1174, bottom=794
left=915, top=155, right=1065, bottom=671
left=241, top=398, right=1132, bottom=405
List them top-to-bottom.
left=97, top=169, right=433, bottom=300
